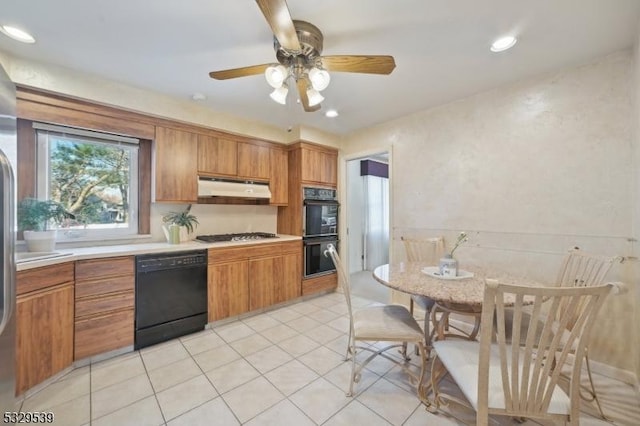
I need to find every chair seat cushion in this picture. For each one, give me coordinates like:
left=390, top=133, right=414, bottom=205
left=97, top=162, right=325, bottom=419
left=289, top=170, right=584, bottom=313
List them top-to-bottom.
left=354, top=305, right=425, bottom=342
left=433, top=340, right=570, bottom=415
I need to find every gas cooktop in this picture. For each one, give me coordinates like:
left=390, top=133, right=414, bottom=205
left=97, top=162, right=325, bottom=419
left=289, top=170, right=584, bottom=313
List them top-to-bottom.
left=196, top=232, right=278, bottom=243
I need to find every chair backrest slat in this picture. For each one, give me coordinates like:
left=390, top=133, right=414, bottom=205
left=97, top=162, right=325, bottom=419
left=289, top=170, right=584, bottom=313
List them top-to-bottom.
left=401, top=236, right=445, bottom=263
left=324, top=244, right=355, bottom=335
left=555, top=248, right=620, bottom=330
left=479, top=281, right=612, bottom=420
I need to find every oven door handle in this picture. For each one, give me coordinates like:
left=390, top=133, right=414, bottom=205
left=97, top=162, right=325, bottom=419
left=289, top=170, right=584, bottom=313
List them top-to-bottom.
left=303, top=199, right=339, bottom=206
left=303, top=237, right=339, bottom=245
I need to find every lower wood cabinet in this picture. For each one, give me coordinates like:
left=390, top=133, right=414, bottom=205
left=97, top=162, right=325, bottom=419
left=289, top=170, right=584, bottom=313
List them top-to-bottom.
left=209, top=240, right=302, bottom=321
left=74, top=256, right=135, bottom=360
left=208, top=259, right=249, bottom=321
left=16, top=264, right=74, bottom=395
left=302, top=272, right=338, bottom=296
left=74, top=310, right=134, bottom=360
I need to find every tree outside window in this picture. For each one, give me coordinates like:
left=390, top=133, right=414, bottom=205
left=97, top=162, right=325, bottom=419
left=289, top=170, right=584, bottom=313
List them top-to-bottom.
left=36, top=124, right=139, bottom=239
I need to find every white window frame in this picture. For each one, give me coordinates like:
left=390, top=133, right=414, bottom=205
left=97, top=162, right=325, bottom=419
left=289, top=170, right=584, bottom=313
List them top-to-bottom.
left=34, top=123, right=139, bottom=241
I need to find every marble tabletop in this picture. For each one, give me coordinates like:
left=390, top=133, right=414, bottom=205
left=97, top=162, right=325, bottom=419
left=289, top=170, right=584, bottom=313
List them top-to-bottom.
left=372, top=262, right=546, bottom=311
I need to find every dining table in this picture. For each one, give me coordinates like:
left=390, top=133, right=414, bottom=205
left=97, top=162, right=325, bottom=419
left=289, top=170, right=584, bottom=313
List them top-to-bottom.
left=372, top=261, right=545, bottom=345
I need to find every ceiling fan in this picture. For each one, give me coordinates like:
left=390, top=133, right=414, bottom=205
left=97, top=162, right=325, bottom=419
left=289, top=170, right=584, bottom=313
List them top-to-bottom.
left=209, top=0, right=396, bottom=112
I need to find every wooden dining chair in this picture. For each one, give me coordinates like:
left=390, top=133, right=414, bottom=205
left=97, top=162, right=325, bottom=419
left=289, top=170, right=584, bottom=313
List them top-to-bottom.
left=401, top=236, right=445, bottom=354
left=324, top=244, right=428, bottom=398
left=504, top=247, right=621, bottom=419
left=553, top=247, right=623, bottom=419
left=429, top=279, right=615, bottom=425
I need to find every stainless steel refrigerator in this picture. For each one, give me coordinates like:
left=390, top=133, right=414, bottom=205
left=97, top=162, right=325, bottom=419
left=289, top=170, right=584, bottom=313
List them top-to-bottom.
left=0, top=63, right=17, bottom=414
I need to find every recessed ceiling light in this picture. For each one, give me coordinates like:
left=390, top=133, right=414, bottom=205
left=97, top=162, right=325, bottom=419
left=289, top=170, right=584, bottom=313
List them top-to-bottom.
left=0, top=25, right=35, bottom=43
left=490, top=35, right=517, bottom=52
left=191, top=92, right=206, bottom=101
left=325, top=109, right=339, bottom=118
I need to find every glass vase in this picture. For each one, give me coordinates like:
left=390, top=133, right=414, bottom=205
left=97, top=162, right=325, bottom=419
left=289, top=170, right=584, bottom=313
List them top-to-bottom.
left=438, top=253, right=458, bottom=277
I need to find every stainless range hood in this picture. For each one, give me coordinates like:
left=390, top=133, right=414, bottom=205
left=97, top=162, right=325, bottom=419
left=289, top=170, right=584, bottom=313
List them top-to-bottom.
left=198, top=177, right=272, bottom=199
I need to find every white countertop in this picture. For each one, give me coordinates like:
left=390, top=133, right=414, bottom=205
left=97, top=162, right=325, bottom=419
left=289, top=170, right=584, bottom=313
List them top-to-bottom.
left=15, top=234, right=302, bottom=271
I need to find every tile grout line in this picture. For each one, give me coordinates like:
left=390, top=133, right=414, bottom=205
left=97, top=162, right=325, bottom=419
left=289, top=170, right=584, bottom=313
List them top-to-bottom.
left=173, top=333, right=243, bottom=425
left=139, top=350, right=169, bottom=426
left=88, top=362, right=92, bottom=426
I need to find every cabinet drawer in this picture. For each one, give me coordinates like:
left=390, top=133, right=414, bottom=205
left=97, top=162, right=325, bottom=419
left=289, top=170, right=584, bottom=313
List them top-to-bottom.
left=209, top=240, right=301, bottom=264
left=279, top=240, right=301, bottom=254
left=209, top=246, right=251, bottom=263
left=76, top=256, right=134, bottom=281
left=17, top=262, right=74, bottom=296
left=76, top=275, right=134, bottom=299
left=75, top=291, right=134, bottom=318
left=74, top=309, right=134, bottom=360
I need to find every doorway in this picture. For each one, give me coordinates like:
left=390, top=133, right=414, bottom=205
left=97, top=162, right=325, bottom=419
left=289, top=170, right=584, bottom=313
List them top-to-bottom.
left=345, top=152, right=390, bottom=303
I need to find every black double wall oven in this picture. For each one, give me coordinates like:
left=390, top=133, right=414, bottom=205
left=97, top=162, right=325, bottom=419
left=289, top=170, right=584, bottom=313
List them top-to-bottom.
left=303, top=187, right=339, bottom=278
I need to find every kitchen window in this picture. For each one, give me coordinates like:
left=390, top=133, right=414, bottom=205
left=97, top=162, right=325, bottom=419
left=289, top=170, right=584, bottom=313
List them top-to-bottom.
left=34, top=123, right=139, bottom=241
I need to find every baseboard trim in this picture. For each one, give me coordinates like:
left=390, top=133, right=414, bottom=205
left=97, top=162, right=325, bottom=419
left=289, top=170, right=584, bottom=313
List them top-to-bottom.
left=587, top=357, right=639, bottom=387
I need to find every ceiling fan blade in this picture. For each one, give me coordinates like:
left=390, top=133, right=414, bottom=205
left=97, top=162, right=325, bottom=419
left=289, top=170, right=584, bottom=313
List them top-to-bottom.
left=255, top=0, right=301, bottom=52
left=321, top=55, right=396, bottom=75
left=209, top=64, right=271, bottom=80
left=296, top=77, right=321, bottom=112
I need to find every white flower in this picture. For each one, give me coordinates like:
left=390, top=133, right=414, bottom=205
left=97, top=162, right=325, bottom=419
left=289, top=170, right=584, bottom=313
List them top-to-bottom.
left=450, top=231, right=468, bottom=256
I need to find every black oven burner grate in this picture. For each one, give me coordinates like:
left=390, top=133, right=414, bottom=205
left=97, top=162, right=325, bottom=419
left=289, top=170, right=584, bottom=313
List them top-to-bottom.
left=196, top=232, right=278, bottom=243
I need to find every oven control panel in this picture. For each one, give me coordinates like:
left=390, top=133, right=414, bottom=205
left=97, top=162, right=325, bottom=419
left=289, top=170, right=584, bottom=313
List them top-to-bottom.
left=303, top=187, right=337, bottom=201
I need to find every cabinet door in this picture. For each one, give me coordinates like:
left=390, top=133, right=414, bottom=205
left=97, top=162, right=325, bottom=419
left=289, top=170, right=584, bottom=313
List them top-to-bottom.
left=154, top=127, right=198, bottom=202
left=198, top=134, right=238, bottom=177
left=237, top=143, right=270, bottom=180
left=269, top=148, right=288, bottom=205
left=300, top=148, right=337, bottom=186
left=300, top=148, right=322, bottom=183
left=321, top=152, right=338, bottom=186
left=278, top=251, right=301, bottom=303
left=248, top=256, right=280, bottom=310
left=209, top=260, right=249, bottom=321
left=16, top=284, right=74, bottom=395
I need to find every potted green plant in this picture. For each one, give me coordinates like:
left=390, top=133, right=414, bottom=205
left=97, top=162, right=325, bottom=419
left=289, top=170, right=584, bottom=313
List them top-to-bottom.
left=18, top=198, right=72, bottom=252
left=162, top=204, right=199, bottom=244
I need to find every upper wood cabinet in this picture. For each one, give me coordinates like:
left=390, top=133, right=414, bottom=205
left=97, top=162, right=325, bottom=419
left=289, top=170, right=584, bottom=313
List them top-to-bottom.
left=154, top=126, right=198, bottom=202
left=197, top=134, right=238, bottom=177
left=237, top=142, right=270, bottom=180
left=277, top=142, right=338, bottom=236
left=300, top=147, right=338, bottom=186
left=269, top=148, right=288, bottom=205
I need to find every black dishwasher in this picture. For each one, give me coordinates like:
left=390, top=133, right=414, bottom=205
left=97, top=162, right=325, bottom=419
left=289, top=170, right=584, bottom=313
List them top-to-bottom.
left=135, top=250, right=208, bottom=350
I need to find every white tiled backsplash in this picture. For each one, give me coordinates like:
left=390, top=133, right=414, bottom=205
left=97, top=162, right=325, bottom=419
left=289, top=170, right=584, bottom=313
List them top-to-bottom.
left=150, top=203, right=278, bottom=241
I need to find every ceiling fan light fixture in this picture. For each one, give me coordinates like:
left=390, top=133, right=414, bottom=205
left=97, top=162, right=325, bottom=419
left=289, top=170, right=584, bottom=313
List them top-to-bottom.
left=0, top=25, right=35, bottom=43
left=490, top=35, right=517, bottom=52
left=265, top=64, right=289, bottom=88
left=308, top=67, right=330, bottom=91
left=269, top=84, right=289, bottom=105
left=306, top=88, right=324, bottom=107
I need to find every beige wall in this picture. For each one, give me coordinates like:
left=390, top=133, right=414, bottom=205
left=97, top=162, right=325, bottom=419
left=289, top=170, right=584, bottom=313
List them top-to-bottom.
left=632, top=25, right=640, bottom=383
left=343, top=50, right=638, bottom=381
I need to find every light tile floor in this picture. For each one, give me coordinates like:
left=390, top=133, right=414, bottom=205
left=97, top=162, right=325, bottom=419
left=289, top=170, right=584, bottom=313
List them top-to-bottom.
left=18, top=292, right=640, bottom=425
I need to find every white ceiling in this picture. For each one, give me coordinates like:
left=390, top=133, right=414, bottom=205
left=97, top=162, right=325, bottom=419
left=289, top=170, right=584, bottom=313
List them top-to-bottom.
left=1, top=0, right=639, bottom=135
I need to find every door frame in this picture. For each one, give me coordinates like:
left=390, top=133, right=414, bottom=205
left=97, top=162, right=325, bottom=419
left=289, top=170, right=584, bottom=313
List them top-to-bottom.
left=340, top=146, right=393, bottom=281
